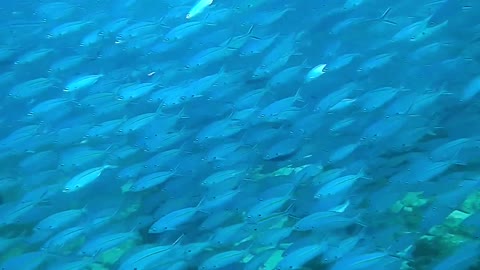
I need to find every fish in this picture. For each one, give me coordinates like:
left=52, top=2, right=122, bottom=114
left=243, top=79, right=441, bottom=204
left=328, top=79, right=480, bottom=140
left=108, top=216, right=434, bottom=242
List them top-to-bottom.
left=186, top=0, right=214, bottom=20
left=0, top=1, right=478, bottom=270
left=305, top=63, right=327, bottom=82
left=63, top=74, right=104, bottom=92
left=63, top=165, right=117, bottom=193
left=129, top=170, right=177, bottom=192
left=149, top=198, right=206, bottom=233
left=35, top=207, right=87, bottom=231
left=293, top=210, right=364, bottom=231
left=79, top=230, right=141, bottom=256
left=117, top=235, right=183, bottom=270
left=276, top=241, right=328, bottom=270
left=199, top=248, right=249, bottom=269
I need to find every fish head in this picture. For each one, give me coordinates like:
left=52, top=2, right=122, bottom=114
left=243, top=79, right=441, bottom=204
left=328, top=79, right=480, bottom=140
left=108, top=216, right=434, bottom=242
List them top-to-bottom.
left=149, top=225, right=170, bottom=233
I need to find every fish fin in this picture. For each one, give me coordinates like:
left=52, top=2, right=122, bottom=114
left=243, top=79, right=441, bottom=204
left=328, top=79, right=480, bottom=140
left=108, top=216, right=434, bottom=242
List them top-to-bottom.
left=364, top=7, right=398, bottom=25
left=293, top=87, right=305, bottom=103
left=176, top=107, right=190, bottom=119
left=196, top=196, right=206, bottom=210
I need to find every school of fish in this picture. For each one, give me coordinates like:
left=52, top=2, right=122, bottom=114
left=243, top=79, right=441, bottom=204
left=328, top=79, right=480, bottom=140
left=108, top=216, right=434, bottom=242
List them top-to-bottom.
left=0, top=0, right=480, bottom=269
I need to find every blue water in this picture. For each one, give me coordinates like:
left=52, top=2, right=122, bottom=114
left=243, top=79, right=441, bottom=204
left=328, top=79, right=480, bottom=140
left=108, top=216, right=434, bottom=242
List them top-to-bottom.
left=0, top=0, right=480, bottom=269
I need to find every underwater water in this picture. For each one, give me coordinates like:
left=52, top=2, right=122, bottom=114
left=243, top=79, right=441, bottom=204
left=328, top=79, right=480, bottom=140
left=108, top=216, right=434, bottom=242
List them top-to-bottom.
left=0, top=0, right=480, bottom=269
